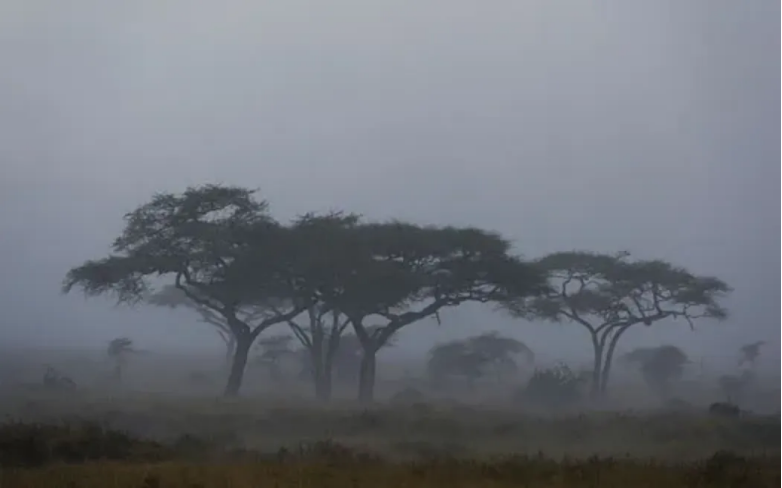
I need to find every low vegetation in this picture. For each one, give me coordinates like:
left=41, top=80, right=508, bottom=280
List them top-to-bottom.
left=25, top=183, right=770, bottom=486
left=0, top=415, right=777, bottom=488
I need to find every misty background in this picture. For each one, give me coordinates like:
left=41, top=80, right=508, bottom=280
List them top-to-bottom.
left=0, top=1, right=778, bottom=372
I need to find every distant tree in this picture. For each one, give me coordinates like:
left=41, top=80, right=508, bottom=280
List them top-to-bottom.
left=62, top=185, right=311, bottom=396
left=308, top=221, right=548, bottom=402
left=504, top=251, right=731, bottom=397
left=147, top=284, right=270, bottom=367
left=427, top=332, right=533, bottom=387
left=468, top=332, right=534, bottom=383
left=254, top=334, right=296, bottom=383
left=107, top=337, right=136, bottom=384
left=428, top=341, right=484, bottom=386
left=738, top=341, right=765, bottom=368
left=622, top=345, right=689, bottom=400
left=517, top=363, right=586, bottom=411
left=718, top=370, right=754, bottom=405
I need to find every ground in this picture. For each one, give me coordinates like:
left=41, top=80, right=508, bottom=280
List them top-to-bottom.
left=0, top=347, right=777, bottom=486
left=0, top=389, right=778, bottom=487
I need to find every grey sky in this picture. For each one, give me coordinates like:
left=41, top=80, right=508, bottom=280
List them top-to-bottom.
left=0, top=1, right=778, bottom=368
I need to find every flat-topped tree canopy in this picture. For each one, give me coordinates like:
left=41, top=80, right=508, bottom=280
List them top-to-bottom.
left=61, top=184, right=312, bottom=396
left=63, top=184, right=307, bottom=312
left=285, top=216, right=549, bottom=402
left=295, top=219, right=550, bottom=324
left=503, top=250, right=731, bottom=396
left=512, top=250, right=731, bottom=328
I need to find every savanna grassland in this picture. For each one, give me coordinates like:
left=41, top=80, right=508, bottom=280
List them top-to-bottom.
left=0, top=389, right=778, bottom=488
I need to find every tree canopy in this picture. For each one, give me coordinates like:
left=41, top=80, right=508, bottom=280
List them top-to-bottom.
left=62, top=184, right=546, bottom=400
left=63, top=185, right=312, bottom=395
left=504, top=250, right=731, bottom=396
left=427, top=332, right=533, bottom=386
left=622, top=344, right=690, bottom=400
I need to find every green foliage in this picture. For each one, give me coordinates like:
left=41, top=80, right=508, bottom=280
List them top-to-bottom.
left=517, top=363, right=586, bottom=411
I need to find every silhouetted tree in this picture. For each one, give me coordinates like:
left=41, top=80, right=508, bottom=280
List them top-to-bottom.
left=62, top=185, right=310, bottom=396
left=307, top=221, right=548, bottom=402
left=504, top=251, right=731, bottom=397
left=427, top=332, right=533, bottom=387
left=254, top=334, right=296, bottom=383
left=107, top=337, right=135, bottom=384
left=738, top=341, right=765, bottom=368
left=622, top=345, right=689, bottom=400
left=517, top=363, right=586, bottom=411
left=719, top=370, right=754, bottom=405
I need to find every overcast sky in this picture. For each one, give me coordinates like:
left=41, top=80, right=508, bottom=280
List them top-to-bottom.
left=0, top=1, right=778, bottom=369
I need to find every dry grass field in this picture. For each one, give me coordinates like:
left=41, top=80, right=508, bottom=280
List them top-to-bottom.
left=0, top=390, right=778, bottom=487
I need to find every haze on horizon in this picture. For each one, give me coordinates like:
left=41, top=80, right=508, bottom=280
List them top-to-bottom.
left=0, top=1, right=778, bottom=374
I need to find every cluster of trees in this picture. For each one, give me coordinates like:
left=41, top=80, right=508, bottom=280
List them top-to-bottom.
left=63, top=184, right=731, bottom=402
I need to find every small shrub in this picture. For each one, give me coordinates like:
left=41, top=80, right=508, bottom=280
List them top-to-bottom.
left=515, top=363, right=585, bottom=411
left=709, top=402, right=740, bottom=418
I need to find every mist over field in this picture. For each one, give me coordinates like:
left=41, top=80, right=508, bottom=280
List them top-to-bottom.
left=0, top=4, right=777, bottom=482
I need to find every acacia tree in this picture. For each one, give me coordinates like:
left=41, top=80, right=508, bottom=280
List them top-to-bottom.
left=62, top=185, right=309, bottom=396
left=309, top=221, right=548, bottom=403
left=504, top=251, right=731, bottom=397
left=148, top=284, right=271, bottom=367
left=427, top=332, right=533, bottom=387
left=254, top=334, right=296, bottom=383
left=107, top=337, right=136, bottom=384
left=738, top=341, right=765, bottom=367
left=621, top=344, right=690, bottom=400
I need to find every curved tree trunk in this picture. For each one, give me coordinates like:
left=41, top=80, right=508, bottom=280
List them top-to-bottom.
left=598, top=324, right=633, bottom=395
left=589, top=333, right=602, bottom=398
left=224, top=335, right=252, bottom=397
left=224, top=337, right=236, bottom=368
left=358, top=350, right=377, bottom=403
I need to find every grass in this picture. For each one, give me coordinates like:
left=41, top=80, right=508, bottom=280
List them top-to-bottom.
left=0, top=392, right=777, bottom=487
left=0, top=423, right=777, bottom=488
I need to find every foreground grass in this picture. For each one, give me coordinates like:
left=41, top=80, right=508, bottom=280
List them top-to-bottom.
left=1, top=391, right=779, bottom=460
left=0, top=423, right=777, bottom=487
left=3, top=454, right=778, bottom=488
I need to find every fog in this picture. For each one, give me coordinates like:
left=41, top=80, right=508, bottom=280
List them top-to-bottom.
left=0, top=0, right=778, bottom=380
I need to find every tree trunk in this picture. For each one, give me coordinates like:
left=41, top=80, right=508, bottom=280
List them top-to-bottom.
left=598, top=324, right=633, bottom=396
left=589, top=334, right=603, bottom=399
left=224, top=336, right=251, bottom=397
left=224, top=337, right=236, bottom=368
left=358, top=350, right=377, bottom=403
left=113, top=362, right=122, bottom=385
left=314, top=363, right=333, bottom=401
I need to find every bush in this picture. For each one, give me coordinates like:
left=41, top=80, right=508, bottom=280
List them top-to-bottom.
left=515, top=363, right=585, bottom=411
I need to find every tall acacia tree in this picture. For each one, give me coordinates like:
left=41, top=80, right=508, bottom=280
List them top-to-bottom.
left=62, top=185, right=309, bottom=396
left=307, top=220, right=549, bottom=403
left=504, top=251, right=731, bottom=397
